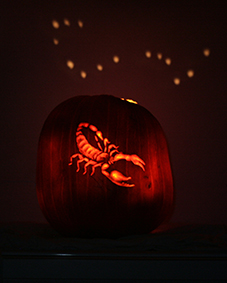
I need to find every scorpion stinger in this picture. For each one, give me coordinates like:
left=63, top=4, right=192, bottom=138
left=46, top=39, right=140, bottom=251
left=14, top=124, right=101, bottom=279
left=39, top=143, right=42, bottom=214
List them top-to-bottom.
left=69, top=123, right=145, bottom=187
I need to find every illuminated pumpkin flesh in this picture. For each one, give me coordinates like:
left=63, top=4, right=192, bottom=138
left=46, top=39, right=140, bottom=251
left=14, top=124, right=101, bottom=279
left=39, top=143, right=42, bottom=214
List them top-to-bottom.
left=36, top=95, right=174, bottom=238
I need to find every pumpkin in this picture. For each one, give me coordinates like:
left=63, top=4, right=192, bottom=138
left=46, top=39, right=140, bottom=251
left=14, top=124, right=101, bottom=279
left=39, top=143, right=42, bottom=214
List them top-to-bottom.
left=36, top=95, right=174, bottom=238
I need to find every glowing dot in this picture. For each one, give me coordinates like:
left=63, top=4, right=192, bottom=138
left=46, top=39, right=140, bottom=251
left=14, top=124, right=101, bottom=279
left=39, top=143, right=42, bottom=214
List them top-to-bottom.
left=64, top=18, right=70, bottom=26
left=52, top=20, right=60, bottom=29
left=78, top=20, right=83, bottom=28
left=53, top=38, right=59, bottom=45
left=203, top=48, right=210, bottom=57
left=145, top=50, right=152, bottom=58
left=157, top=53, right=162, bottom=60
left=113, top=56, right=120, bottom=63
left=165, top=58, right=171, bottom=65
left=66, top=60, right=74, bottom=69
left=97, top=64, right=103, bottom=71
left=187, top=69, right=194, bottom=78
left=80, top=70, right=87, bottom=78
left=173, top=77, right=180, bottom=85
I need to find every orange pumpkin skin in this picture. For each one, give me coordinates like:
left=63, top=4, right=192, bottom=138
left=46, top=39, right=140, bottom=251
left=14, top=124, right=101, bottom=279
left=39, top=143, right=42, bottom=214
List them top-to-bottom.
left=36, top=95, right=174, bottom=238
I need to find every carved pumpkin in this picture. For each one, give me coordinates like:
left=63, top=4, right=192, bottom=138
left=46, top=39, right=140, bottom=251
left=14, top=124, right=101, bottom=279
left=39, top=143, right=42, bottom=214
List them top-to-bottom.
left=36, top=95, right=174, bottom=238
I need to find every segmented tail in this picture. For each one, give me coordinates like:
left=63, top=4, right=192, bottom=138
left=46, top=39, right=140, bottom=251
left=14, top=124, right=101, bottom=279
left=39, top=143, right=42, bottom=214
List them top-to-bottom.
left=76, top=123, right=105, bottom=161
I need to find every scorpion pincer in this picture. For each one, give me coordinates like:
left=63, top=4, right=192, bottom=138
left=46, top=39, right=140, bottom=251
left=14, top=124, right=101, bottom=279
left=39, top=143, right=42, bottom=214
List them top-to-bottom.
left=69, top=122, right=145, bottom=187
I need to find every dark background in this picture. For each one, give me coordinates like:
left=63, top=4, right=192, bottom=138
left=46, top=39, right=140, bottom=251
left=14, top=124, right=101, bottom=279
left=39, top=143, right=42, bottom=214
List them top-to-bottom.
left=1, top=0, right=227, bottom=226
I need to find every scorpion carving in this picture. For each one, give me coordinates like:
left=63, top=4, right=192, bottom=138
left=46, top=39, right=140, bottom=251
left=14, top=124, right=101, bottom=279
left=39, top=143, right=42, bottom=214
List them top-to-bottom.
left=69, top=122, right=145, bottom=187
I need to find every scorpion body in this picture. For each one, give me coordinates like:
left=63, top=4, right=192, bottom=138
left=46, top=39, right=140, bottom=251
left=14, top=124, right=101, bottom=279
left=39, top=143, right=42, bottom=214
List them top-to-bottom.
left=69, top=122, right=145, bottom=187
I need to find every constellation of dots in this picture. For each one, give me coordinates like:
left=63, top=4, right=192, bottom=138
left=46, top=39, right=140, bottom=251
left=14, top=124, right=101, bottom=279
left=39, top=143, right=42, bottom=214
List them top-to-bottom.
left=51, top=18, right=210, bottom=85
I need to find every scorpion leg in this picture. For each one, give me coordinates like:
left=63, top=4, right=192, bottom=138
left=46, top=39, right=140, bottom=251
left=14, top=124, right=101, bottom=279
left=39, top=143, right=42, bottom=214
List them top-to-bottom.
left=95, top=135, right=103, bottom=151
left=103, top=138, right=110, bottom=152
left=107, top=144, right=119, bottom=153
left=69, top=153, right=81, bottom=165
left=69, top=153, right=89, bottom=173
left=76, top=157, right=88, bottom=172
left=76, top=157, right=87, bottom=172
left=83, top=160, right=97, bottom=175
left=90, top=163, right=102, bottom=176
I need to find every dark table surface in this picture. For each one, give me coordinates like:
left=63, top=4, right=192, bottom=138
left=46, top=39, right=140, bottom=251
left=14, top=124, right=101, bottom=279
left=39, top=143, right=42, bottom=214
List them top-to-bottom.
left=1, top=222, right=227, bottom=257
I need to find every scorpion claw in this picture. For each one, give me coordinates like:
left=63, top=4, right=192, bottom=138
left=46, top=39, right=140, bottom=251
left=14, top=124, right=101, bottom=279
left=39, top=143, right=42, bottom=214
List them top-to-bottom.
left=129, top=154, right=145, bottom=171
left=108, top=170, right=135, bottom=187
